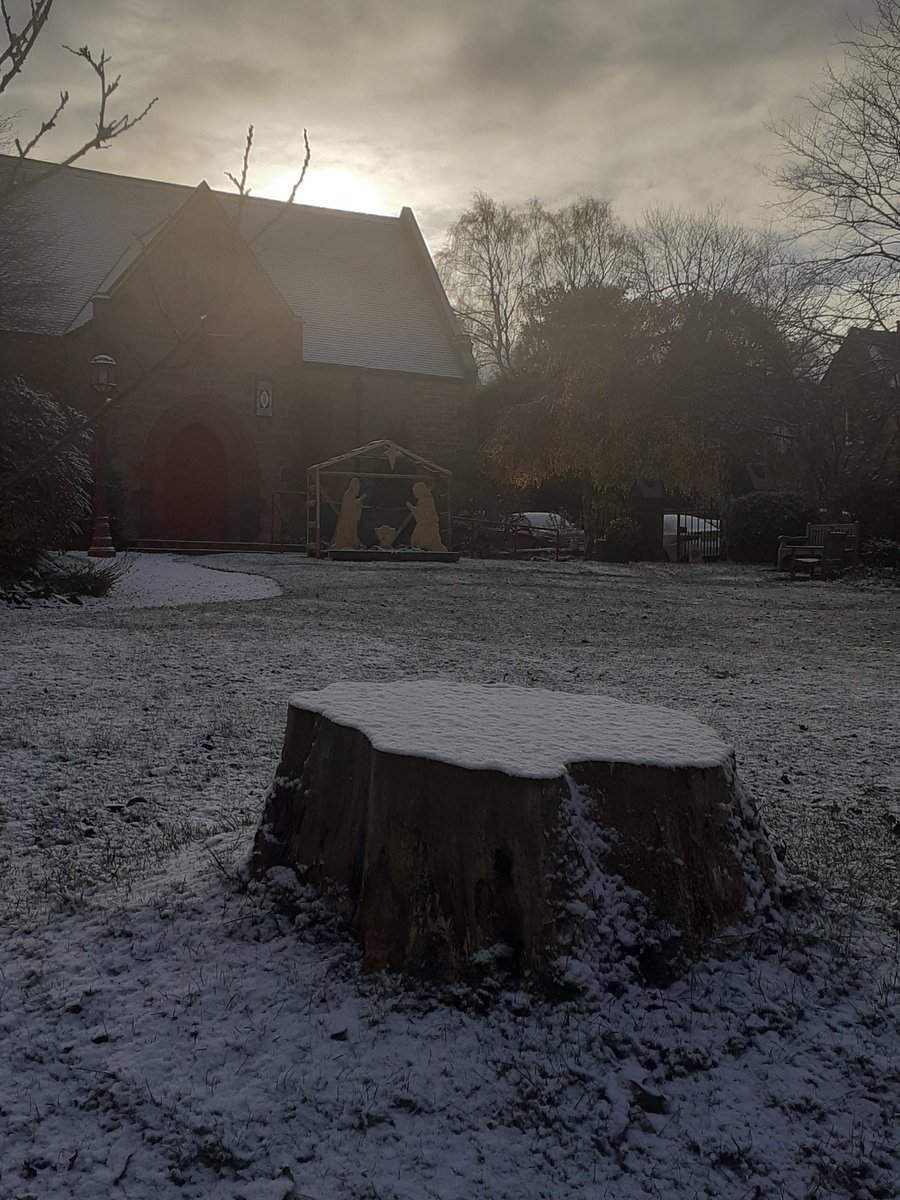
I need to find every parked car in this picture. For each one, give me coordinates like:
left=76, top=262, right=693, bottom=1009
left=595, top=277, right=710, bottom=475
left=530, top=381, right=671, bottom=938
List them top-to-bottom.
left=505, top=512, right=585, bottom=553
left=662, top=513, right=721, bottom=562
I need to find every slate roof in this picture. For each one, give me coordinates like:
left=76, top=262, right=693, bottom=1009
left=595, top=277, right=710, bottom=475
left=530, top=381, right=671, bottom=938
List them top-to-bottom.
left=0, top=157, right=470, bottom=379
left=821, top=326, right=900, bottom=388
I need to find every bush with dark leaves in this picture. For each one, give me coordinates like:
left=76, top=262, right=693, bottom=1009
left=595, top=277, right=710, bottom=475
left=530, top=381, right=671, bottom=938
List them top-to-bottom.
left=0, top=376, right=91, bottom=571
left=840, top=478, right=900, bottom=540
left=726, top=492, right=819, bottom=564
left=604, top=517, right=643, bottom=563
left=861, top=537, right=900, bottom=571
left=1, top=557, right=126, bottom=606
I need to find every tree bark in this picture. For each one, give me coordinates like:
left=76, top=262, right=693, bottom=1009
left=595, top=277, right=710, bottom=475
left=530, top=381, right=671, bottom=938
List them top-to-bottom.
left=250, top=687, right=779, bottom=979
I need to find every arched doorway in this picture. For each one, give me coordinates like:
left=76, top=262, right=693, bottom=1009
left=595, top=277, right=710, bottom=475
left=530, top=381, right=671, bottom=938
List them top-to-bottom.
left=140, top=397, right=263, bottom=543
left=161, top=422, right=228, bottom=541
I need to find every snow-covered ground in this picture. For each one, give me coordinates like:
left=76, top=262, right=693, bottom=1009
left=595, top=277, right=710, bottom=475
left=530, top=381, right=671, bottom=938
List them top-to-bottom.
left=0, top=553, right=897, bottom=1199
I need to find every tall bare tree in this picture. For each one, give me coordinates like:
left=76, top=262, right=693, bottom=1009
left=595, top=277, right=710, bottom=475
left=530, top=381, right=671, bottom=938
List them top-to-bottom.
left=1, top=0, right=157, bottom=312
left=772, top=0, right=900, bottom=327
left=436, top=192, right=532, bottom=377
left=437, top=192, right=633, bottom=379
left=529, top=196, right=634, bottom=298
left=634, top=204, right=826, bottom=353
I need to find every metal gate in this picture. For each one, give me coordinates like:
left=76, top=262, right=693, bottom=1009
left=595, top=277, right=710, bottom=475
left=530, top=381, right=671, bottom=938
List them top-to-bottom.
left=668, top=503, right=721, bottom=563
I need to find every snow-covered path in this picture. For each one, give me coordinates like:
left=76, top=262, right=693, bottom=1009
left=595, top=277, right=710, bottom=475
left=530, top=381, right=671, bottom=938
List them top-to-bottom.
left=85, top=551, right=283, bottom=608
left=0, top=554, right=897, bottom=1200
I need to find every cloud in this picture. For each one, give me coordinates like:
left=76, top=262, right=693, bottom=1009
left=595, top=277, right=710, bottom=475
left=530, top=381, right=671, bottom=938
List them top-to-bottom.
left=1, top=0, right=876, bottom=247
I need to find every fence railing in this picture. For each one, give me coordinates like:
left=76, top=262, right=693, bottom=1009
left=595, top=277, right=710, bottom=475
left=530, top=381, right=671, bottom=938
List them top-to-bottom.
left=269, top=490, right=308, bottom=546
left=670, top=505, right=722, bottom=563
left=453, top=517, right=584, bottom=561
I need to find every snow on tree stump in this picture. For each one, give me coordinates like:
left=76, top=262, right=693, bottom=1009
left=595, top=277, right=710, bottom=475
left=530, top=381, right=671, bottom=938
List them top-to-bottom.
left=250, top=682, right=780, bottom=979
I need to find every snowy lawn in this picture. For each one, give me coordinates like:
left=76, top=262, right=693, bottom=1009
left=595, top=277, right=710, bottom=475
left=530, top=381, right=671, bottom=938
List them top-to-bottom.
left=0, top=552, right=898, bottom=1199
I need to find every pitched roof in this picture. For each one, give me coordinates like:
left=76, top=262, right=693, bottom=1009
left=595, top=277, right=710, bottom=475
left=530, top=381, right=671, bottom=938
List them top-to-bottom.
left=0, top=157, right=472, bottom=379
left=821, top=325, right=900, bottom=388
left=842, top=326, right=900, bottom=354
left=310, top=438, right=452, bottom=475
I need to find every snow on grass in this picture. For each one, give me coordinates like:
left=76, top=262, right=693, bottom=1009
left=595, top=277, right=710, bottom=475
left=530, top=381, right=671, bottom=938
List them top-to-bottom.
left=0, top=554, right=898, bottom=1197
left=290, top=680, right=731, bottom=776
left=0, top=847, right=896, bottom=1200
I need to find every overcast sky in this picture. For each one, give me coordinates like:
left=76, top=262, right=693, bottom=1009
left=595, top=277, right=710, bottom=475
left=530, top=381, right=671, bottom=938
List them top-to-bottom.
left=7, top=0, right=874, bottom=247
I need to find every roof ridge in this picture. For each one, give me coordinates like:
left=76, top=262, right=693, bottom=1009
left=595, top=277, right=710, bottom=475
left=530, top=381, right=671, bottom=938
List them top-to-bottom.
left=0, top=153, right=400, bottom=223
left=0, top=153, right=196, bottom=198
left=217, top=192, right=399, bottom=224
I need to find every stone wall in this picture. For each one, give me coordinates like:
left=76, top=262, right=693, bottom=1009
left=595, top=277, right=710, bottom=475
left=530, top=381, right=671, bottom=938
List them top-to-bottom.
left=2, top=331, right=473, bottom=544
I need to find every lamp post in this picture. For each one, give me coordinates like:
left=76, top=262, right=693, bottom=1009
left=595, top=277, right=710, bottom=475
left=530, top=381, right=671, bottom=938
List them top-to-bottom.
left=87, top=355, right=117, bottom=558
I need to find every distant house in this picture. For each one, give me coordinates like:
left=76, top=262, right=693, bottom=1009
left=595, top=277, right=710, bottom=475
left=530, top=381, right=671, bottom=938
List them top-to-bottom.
left=0, top=157, right=476, bottom=545
left=819, top=326, right=900, bottom=480
left=821, top=326, right=900, bottom=431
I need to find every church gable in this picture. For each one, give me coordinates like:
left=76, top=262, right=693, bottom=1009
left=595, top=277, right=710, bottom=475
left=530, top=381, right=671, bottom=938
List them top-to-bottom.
left=86, top=183, right=299, bottom=345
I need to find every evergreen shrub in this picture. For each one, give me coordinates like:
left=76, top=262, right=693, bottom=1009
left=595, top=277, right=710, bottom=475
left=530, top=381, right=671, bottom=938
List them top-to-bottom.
left=725, top=492, right=819, bottom=564
left=604, top=517, right=643, bottom=563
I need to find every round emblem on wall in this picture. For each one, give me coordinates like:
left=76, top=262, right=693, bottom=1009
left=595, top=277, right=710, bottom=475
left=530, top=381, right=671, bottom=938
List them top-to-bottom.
left=256, top=382, right=274, bottom=417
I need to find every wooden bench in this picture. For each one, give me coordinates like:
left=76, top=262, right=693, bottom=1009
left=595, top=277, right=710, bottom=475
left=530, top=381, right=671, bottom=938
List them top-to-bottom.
left=776, top=522, right=861, bottom=578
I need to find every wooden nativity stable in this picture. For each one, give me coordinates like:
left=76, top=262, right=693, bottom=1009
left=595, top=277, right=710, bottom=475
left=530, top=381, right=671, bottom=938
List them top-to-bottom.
left=307, top=439, right=458, bottom=560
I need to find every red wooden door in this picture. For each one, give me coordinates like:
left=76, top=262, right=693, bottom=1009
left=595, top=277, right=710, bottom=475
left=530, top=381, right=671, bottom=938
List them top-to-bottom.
left=161, top=423, right=228, bottom=541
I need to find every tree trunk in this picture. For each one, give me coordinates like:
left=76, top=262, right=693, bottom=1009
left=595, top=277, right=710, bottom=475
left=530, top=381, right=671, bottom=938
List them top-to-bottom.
left=250, top=683, right=780, bottom=979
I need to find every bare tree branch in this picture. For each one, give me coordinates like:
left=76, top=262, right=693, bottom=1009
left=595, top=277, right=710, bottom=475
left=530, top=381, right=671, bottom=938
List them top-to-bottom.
left=0, top=0, right=54, bottom=96
left=771, top=0, right=900, bottom=326
left=0, top=21, right=158, bottom=204
left=13, top=88, right=67, bottom=158
left=225, top=124, right=254, bottom=195
left=248, top=128, right=311, bottom=245
left=281, top=128, right=312, bottom=206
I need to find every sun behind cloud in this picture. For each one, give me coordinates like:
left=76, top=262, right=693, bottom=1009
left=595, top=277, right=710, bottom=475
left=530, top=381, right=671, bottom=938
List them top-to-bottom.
left=260, top=165, right=392, bottom=214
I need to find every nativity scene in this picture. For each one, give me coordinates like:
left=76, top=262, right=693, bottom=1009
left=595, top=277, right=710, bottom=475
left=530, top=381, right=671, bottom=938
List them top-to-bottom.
left=306, top=440, right=458, bottom=561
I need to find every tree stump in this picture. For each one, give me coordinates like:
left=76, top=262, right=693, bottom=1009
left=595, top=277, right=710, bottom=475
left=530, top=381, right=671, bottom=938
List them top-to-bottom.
left=250, top=682, right=780, bottom=978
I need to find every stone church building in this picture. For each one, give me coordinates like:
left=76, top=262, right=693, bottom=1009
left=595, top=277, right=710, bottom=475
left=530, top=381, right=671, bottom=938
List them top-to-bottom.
left=0, top=157, right=476, bottom=545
